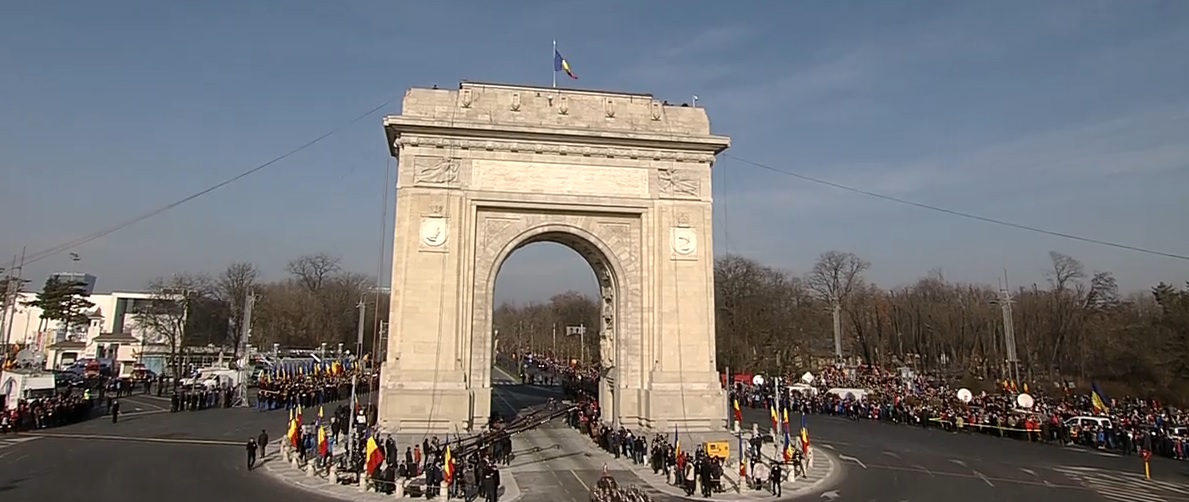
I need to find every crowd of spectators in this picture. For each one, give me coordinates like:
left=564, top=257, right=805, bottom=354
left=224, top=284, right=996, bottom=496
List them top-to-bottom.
left=734, top=364, right=1188, bottom=460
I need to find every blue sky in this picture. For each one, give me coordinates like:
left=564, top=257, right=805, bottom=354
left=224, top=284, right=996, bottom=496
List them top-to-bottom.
left=2, top=1, right=1187, bottom=303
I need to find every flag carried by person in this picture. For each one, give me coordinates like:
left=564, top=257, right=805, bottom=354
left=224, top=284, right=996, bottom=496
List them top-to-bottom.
left=1091, top=382, right=1111, bottom=414
left=732, top=396, right=744, bottom=426
left=769, top=402, right=780, bottom=433
left=782, top=407, right=792, bottom=435
left=287, top=409, right=300, bottom=448
left=318, top=424, right=329, bottom=457
left=673, top=424, right=681, bottom=459
left=783, top=429, right=794, bottom=462
left=365, top=431, right=384, bottom=476
left=444, top=443, right=455, bottom=483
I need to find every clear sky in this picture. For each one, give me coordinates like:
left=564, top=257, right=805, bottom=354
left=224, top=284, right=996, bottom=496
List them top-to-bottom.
left=2, top=1, right=1187, bottom=304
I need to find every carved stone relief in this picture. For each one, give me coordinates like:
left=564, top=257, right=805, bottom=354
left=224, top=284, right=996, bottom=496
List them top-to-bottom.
left=461, top=89, right=473, bottom=108
left=558, top=96, right=569, bottom=115
left=604, top=98, right=615, bottom=118
left=650, top=102, right=662, bottom=121
left=414, top=157, right=460, bottom=185
left=658, top=168, right=699, bottom=197
left=420, top=217, right=448, bottom=248
left=671, top=227, right=697, bottom=257
left=599, top=264, right=616, bottom=369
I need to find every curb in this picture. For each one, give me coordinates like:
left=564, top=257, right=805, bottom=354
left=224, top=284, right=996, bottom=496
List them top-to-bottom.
left=259, top=439, right=524, bottom=502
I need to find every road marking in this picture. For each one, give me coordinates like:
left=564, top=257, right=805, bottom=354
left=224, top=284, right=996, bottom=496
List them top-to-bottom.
left=120, top=409, right=170, bottom=418
left=23, top=432, right=241, bottom=447
left=820, top=443, right=836, bottom=450
left=882, top=451, right=900, bottom=459
left=838, top=454, right=866, bottom=469
left=949, top=459, right=967, bottom=468
left=912, top=464, right=934, bottom=476
left=1020, top=468, right=1037, bottom=477
left=571, top=469, right=590, bottom=491
left=974, top=470, right=995, bottom=487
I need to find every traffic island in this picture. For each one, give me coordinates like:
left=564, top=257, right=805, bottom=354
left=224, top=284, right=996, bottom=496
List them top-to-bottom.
left=591, top=434, right=842, bottom=501
left=258, top=439, right=524, bottom=501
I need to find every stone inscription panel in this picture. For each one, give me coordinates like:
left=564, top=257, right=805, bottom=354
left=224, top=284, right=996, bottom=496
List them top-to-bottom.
left=471, top=159, right=648, bottom=199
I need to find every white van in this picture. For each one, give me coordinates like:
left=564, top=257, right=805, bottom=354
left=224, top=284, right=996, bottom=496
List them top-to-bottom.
left=1064, top=416, right=1112, bottom=429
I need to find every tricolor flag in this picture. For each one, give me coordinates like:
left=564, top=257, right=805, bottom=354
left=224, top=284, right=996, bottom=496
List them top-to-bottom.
left=554, top=48, right=578, bottom=80
left=1090, top=382, right=1111, bottom=414
left=732, top=396, right=743, bottom=426
left=769, top=402, right=779, bottom=433
left=782, top=407, right=791, bottom=435
left=287, top=410, right=300, bottom=448
left=800, top=414, right=811, bottom=456
left=318, top=425, right=329, bottom=457
left=673, top=425, right=681, bottom=460
left=783, top=429, right=794, bottom=462
left=365, top=432, right=384, bottom=476
left=444, top=444, right=455, bottom=483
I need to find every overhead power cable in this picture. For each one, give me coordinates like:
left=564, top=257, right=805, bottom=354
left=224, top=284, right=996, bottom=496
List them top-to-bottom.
left=18, top=99, right=395, bottom=267
left=723, top=153, right=1189, bottom=262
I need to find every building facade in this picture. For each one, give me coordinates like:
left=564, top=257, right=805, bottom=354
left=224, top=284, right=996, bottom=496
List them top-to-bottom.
left=3, top=290, right=178, bottom=375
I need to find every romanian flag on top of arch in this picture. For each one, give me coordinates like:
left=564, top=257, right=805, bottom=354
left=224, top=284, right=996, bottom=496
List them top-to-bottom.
left=554, top=48, right=578, bottom=80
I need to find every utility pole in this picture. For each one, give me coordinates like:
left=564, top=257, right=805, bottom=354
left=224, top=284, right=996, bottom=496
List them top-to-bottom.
left=1, top=247, right=27, bottom=372
left=0, top=255, right=17, bottom=355
left=997, top=270, right=1021, bottom=389
left=236, top=291, right=256, bottom=407
left=348, top=297, right=365, bottom=467
left=831, top=297, right=843, bottom=364
left=551, top=323, right=557, bottom=358
left=566, top=324, right=587, bottom=364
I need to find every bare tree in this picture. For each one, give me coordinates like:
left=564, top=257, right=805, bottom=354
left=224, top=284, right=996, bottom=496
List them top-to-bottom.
left=806, top=251, right=870, bottom=361
left=1046, top=251, right=1085, bottom=292
left=286, top=253, right=341, bottom=292
left=215, top=262, right=259, bottom=356
left=135, top=273, right=213, bottom=377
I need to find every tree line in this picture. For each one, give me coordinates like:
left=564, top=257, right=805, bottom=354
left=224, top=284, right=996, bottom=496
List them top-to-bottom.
left=492, top=250, right=1189, bottom=402
left=3, top=253, right=388, bottom=375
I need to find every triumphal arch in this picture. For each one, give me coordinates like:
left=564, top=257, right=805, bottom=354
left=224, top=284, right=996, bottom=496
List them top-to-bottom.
left=377, top=81, right=730, bottom=434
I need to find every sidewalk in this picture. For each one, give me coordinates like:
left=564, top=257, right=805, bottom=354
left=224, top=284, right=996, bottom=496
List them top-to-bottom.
left=590, top=437, right=841, bottom=501
left=259, top=439, right=524, bottom=501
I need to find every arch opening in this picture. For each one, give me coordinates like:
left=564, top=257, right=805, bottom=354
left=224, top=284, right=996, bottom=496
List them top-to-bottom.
left=473, top=225, right=623, bottom=432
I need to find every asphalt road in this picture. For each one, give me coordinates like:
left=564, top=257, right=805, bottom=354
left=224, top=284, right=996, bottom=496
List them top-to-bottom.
left=488, top=366, right=682, bottom=502
left=0, top=380, right=669, bottom=502
left=0, top=392, right=344, bottom=502
left=738, top=404, right=1189, bottom=502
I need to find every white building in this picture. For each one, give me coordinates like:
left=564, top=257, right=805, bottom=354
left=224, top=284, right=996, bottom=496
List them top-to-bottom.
left=2, top=290, right=180, bottom=375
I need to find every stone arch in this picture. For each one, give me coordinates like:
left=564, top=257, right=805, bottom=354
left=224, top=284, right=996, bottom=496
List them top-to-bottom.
left=467, top=211, right=641, bottom=430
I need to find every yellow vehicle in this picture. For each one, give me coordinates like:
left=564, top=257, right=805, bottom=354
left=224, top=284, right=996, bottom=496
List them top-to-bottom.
left=704, top=441, right=730, bottom=460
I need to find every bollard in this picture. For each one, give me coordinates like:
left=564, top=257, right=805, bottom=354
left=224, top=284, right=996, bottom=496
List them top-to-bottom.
left=733, top=420, right=740, bottom=433
left=306, top=463, right=316, bottom=477
left=329, top=466, right=338, bottom=484
left=358, top=474, right=367, bottom=492
left=394, top=480, right=404, bottom=498
left=440, top=481, right=448, bottom=497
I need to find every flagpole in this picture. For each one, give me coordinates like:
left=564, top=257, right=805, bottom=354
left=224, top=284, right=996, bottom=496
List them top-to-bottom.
left=552, top=40, right=557, bottom=89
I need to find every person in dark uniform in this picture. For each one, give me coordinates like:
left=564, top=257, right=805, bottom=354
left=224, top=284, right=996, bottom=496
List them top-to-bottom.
left=110, top=400, right=120, bottom=424
left=257, top=429, right=269, bottom=457
left=247, top=437, right=258, bottom=470
left=482, top=461, right=498, bottom=502
left=770, top=462, right=782, bottom=496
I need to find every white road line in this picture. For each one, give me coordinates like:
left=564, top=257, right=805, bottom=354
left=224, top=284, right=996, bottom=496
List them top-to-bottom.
left=820, top=443, right=836, bottom=450
left=882, top=451, right=900, bottom=459
left=838, top=454, right=866, bottom=469
left=948, top=459, right=967, bottom=468
left=912, top=464, right=935, bottom=476
left=1019, top=468, right=1037, bottom=477
left=571, top=469, right=590, bottom=492
left=974, top=470, right=995, bottom=487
